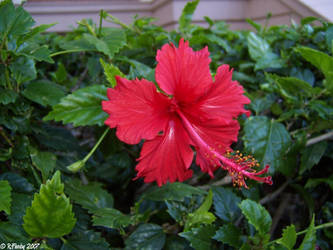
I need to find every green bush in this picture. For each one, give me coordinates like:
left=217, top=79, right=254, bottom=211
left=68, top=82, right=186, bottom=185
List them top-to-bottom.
left=0, top=0, right=332, bottom=249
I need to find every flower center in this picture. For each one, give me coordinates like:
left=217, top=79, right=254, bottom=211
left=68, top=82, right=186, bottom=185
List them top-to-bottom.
left=168, top=98, right=179, bottom=113
left=176, top=109, right=272, bottom=188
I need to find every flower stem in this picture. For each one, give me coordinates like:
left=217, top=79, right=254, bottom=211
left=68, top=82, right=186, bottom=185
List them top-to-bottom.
left=67, top=128, right=110, bottom=172
left=83, top=128, right=109, bottom=163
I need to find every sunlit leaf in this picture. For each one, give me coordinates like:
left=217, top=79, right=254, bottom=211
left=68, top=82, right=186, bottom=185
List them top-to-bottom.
left=44, top=85, right=108, bottom=126
left=23, top=171, right=76, bottom=238
left=239, top=199, right=272, bottom=236
left=277, top=224, right=297, bottom=249
left=180, top=225, right=215, bottom=250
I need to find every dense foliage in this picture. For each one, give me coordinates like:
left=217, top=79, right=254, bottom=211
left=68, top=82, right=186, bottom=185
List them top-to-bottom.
left=0, top=0, right=332, bottom=249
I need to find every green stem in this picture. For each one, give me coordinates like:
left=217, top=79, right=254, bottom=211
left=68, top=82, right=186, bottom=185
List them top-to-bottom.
left=98, top=10, right=104, bottom=37
left=105, top=13, right=131, bottom=30
left=50, top=49, right=85, bottom=57
left=5, top=67, right=12, bottom=90
left=83, top=127, right=110, bottom=162
left=67, top=128, right=110, bottom=172
left=268, top=221, right=333, bottom=245
left=296, top=221, right=333, bottom=236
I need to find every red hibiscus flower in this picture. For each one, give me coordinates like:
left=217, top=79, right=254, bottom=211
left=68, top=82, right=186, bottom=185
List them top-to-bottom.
left=102, top=39, right=272, bottom=187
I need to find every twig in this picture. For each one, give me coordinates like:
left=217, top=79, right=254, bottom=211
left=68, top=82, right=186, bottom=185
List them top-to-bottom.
left=72, top=67, right=89, bottom=91
left=306, top=131, right=333, bottom=146
left=199, top=176, right=232, bottom=190
left=260, top=180, right=290, bottom=205
left=270, top=193, right=290, bottom=236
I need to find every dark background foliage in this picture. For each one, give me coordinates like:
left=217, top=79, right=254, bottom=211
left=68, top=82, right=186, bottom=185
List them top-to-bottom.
left=0, top=0, right=332, bottom=249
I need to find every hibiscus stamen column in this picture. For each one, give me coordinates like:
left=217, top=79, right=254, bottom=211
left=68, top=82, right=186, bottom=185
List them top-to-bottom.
left=176, top=109, right=272, bottom=188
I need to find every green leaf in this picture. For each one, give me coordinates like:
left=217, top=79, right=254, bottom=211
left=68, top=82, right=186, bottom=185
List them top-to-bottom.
left=179, top=0, right=200, bottom=33
left=0, top=1, right=35, bottom=38
left=246, top=19, right=262, bottom=33
left=18, top=23, right=56, bottom=44
left=326, top=26, right=333, bottom=50
left=100, top=27, right=126, bottom=57
left=64, top=28, right=126, bottom=58
left=247, top=32, right=283, bottom=70
left=83, top=34, right=111, bottom=57
left=23, top=45, right=54, bottom=63
left=296, top=46, right=333, bottom=78
left=296, top=46, right=333, bottom=93
left=9, top=57, right=36, bottom=84
left=119, top=57, right=154, bottom=81
left=100, top=58, right=125, bottom=87
left=54, top=62, right=67, bottom=83
left=268, top=74, right=315, bottom=101
left=22, top=80, right=65, bottom=107
left=43, top=85, right=108, bottom=126
left=0, top=89, right=18, bottom=105
left=249, top=94, right=275, bottom=115
left=310, top=100, right=333, bottom=120
left=243, top=116, right=291, bottom=173
left=33, top=125, right=80, bottom=152
left=300, top=141, right=327, bottom=174
left=29, top=147, right=57, bottom=180
left=0, top=148, right=12, bottom=162
left=23, top=171, right=76, bottom=238
left=0, top=172, right=34, bottom=193
left=305, top=175, right=333, bottom=190
left=65, top=179, right=114, bottom=213
left=0, top=180, right=12, bottom=215
left=141, top=182, right=206, bottom=202
left=212, top=187, right=241, bottom=222
left=185, top=190, right=216, bottom=230
left=8, top=193, right=32, bottom=226
left=239, top=199, right=272, bottom=236
left=165, top=200, right=188, bottom=223
left=92, top=208, right=131, bottom=230
left=297, top=216, right=316, bottom=250
left=0, top=222, right=29, bottom=243
left=213, top=223, right=242, bottom=248
left=125, top=224, right=166, bottom=250
left=277, top=224, right=297, bottom=249
left=180, top=225, right=215, bottom=250
left=61, top=230, right=110, bottom=250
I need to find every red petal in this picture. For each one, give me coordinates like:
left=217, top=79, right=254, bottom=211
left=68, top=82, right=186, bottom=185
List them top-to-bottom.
left=156, top=38, right=212, bottom=103
left=198, top=64, right=251, bottom=122
left=102, top=76, right=171, bottom=144
left=135, top=118, right=193, bottom=186
left=193, top=118, right=240, bottom=177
